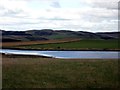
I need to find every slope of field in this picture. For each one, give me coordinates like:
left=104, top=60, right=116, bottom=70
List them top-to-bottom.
left=2, top=38, right=80, bottom=48
left=14, top=39, right=119, bottom=50
left=2, top=54, right=119, bottom=88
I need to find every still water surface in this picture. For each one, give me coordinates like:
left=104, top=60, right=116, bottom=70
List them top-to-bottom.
left=0, top=49, right=119, bottom=59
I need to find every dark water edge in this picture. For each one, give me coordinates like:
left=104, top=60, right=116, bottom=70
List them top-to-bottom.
left=2, top=47, right=120, bottom=51
left=1, top=54, right=119, bottom=61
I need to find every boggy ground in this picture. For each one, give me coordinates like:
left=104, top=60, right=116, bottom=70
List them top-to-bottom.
left=2, top=54, right=119, bottom=88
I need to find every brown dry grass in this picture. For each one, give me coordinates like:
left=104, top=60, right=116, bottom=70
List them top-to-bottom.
left=1, top=38, right=80, bottom=47
left=2, top=54, right=119, bottom=88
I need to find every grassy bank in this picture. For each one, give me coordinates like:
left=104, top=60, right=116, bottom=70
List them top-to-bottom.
left=11, top=39, right=119, bottom=50
left=2, top=54, right=119, bottom=88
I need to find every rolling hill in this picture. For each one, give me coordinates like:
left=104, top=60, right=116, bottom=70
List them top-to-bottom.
left=0, top=29, right=119, bottom=42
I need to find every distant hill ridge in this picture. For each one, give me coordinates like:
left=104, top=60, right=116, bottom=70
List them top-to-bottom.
left=0, top=29, right=119, bottom=42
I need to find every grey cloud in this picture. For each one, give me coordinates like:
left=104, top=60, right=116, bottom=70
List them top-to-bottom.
left=50, top=1, right=61, bottom=8
left=92, top=1, right=118, bottom=10
left=93, top=3, right=118, bottom=10
left=0, top=6, right=6, bottom=10
left=0, top=8, right=28, bottom=18
left=81, top=8, right=117, bottom=23
left=2, top=10, right=21, bottom=16
left=83, top=14, right=117, bottom=23
left=38, top=16, right=71, bottom=21
left=48, top=17, right=71, bottom=21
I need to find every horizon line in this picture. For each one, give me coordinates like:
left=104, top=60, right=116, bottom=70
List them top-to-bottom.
left=0, top=29, right=119, bottom=33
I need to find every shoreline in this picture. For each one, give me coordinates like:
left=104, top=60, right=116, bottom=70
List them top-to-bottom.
left=2, top=47, right=120, bottom=51
left=1, top=53, right=118, bottom=60
left=1, top=53, right=54, bottom=58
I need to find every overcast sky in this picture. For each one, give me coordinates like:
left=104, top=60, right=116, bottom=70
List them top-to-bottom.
left=0, top=0, right=119, bottom=32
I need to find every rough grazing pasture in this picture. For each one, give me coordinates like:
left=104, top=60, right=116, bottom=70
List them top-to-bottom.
left=2, top=38, right=80, bottom=48
left=13, top=39, right=119, bottom=50
left=2, top=54, right=119, bottom=88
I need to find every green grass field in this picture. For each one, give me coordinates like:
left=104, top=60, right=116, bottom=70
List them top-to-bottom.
left=15, top=39, right=119, bottom=50
left=2, top=55, right=119, bottom=88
